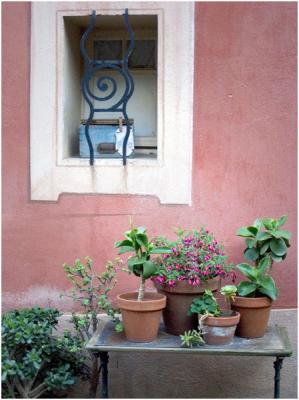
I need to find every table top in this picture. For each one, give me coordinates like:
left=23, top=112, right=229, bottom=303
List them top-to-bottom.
left=86, top=318, right=292, bottom=357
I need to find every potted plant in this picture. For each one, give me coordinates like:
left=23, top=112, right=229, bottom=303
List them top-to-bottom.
left=231, top=215, right=291, bottom=338
left=115, top=225, right=171, bottom=342
left=152, top=227, right=231, bottom=335
left=188, top=286, right=240, bottom=345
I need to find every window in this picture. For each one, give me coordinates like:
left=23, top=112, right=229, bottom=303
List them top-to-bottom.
left=30, top=3, right=194, bottom=204
left=63, top=13, right=158, bottom=160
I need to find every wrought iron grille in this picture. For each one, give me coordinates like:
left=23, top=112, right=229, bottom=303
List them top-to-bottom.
left=80, top=9, right=135, bottom=166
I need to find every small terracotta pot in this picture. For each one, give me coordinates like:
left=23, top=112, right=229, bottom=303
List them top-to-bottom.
left=155, top=277, right=220, bottom=335
left=117, top=292, right=166, bottom=342
left=231, top=296, right=272, bottom=338
left=201, top=311, right=240, bottom=345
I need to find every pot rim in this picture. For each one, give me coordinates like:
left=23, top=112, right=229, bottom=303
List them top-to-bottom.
left=117, top=291, right=166, bottom=312
left=231, top=295, right=272, bottom=309
left=201, top=311, right=240, bottom=327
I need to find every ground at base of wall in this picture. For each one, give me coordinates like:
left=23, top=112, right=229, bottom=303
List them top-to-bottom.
left=65, top=309, right=297, bottom=399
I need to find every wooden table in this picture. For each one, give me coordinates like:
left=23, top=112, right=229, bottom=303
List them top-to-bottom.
left=86, top=319, right=292, bottom=399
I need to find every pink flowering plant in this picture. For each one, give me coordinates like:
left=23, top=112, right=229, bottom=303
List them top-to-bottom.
left=152, top=228, right=230, bottom=288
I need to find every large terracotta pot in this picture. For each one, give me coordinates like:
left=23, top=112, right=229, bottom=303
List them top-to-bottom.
left=155, top=277, right=220, bottom=335
left=117, top=292, right=166, bottom=342
left=231, top=296, right=272, bottom=338
left=201, top=311, right=240, bottom=345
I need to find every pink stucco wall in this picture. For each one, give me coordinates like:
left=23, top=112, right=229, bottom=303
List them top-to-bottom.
left=2, top=2, right=297, bottom=310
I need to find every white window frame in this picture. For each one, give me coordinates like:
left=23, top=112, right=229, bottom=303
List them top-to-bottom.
left=30, top=2, right=194, bottom=204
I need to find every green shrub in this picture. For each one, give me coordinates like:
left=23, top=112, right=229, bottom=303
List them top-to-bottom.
left=2, top=307, right=85, bottom=398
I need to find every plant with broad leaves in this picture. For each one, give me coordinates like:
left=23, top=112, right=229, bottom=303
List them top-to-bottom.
left=236, top=215, right=291, bottom=266
left=115, top=225, right=171, bottom=301
left=236, top=255, right=278, bottom=301
left=62, top=257, right=123, bottom=397
left=1, top=307, right=85, bottom=398
left=180, top=329, right=205, bottom=348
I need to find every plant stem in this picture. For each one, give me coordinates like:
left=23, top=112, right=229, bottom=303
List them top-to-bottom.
left=137, top=276, right=145, bottom=301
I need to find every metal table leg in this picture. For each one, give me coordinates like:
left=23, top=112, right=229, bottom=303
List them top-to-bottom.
left=99, top=352, right=109, bottom=398
left=274, top=356, right=284, bottom=398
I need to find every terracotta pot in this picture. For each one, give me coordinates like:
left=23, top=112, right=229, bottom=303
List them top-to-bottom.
left=155, top=277, right=220, bottom=335
left=117, top=291, right=166, bottom=342
left=231, top=296, right=272, bottom=338
left=201, top=311, right=240, bottom=345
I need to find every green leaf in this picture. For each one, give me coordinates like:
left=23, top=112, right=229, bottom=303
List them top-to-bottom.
left=276, top=215, right=288, bottom=228
left=253, top=218, right=263, bottom=229
left=262, top=218, right=275, bottom=230
left=136, top=226, right=146, bottom=234
left=247, top=226, right=259, bottom=235
left=236, top=227, right=255, bottom=237
left=271, top=230, right=291, bottom=240
left=256, top=231, right=272, bottom=241
left=136, top=233, right=149, bottom=249
left=245, top=238, right=256, bottom=249
left=270, top=238, right=287, bottom=256
left=115, top=239, right=133, bottom=248
left=259, top=241, right=270, bottom=255
left=117, top=246, right=135, bottom=255
left=149, top=247, right=172, bottom=254
left=244, top=247, right=259, bottom=262
left=271, top=252, right=283, bottom=263
left=128, top=256, right=147, bottom=267
left=257, top=256, right=271, bottom=274
left=142, top=261, right=157, bottom=279
left=237, top=263, right=258, bottom=280
left=258, top=276, right=278, bottom=301
left=237, top=281, right=257, bottom=296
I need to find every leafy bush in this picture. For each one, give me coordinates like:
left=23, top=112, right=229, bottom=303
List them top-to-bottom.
left=62, top=256, right=123, bottom=397
left=2, top=307, right=85, bottom=398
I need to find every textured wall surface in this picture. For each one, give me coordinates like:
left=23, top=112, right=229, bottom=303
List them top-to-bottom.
left=2, top=2, right=297, bottom=310
left=64, top=309, right=297, bottom=398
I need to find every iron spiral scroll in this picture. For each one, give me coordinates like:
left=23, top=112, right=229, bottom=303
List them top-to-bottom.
left=80, top=9, right=135, bottom=166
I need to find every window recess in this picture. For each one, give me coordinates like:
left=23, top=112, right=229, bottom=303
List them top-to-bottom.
left=63, top=12, right=158, bottom=164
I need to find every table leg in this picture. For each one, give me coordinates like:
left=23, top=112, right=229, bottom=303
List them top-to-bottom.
left=99, top=352, right=109, bottom=398
left=273, top=356, right=284, bottom=398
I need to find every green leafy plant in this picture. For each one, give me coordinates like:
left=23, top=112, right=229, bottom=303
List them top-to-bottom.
left=237, top=215, right=291, bottom=265
left=115, top=224, right=171, bottom=301
left=62, top=256, right=123, bottom=397
left=236, top=256, right=278, bottom=301
left=188, top=289, right=220, bottom=317
left=2, top=307, right=85, bottom=398
left=180, top=329, right=205, bottom=348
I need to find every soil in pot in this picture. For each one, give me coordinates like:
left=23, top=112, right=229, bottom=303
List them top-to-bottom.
left=155, top=277, right=220, bottom=335
left=117, top=291, right=166, bottom=343
left=231, top=296, right=272, bottom=338
left=201, top=311, right=240, bottom=345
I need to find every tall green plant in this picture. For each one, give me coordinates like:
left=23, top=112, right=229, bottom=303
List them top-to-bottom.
left=237, top=215, right=291, bottom=266
left=115, top=225, right=171, bottom=300
left=62, top=257, right=123, bottom=398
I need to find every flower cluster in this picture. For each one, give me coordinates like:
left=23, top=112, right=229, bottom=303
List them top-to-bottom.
left=152, top=228, right=229, bottom=288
